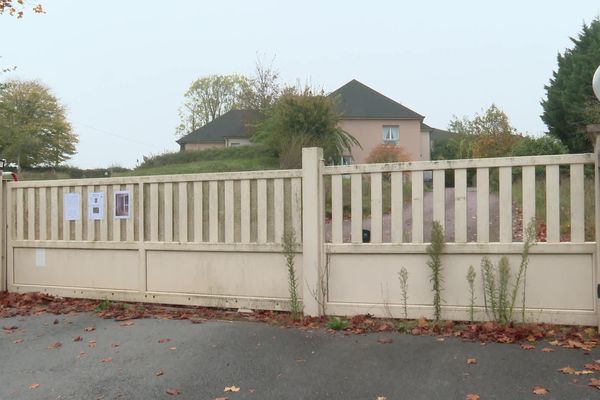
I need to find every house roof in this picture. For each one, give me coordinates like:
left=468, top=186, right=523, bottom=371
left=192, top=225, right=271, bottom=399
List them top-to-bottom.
left=329, top=79, right=424, bottom=120
left=177, top=109, right=261, bottom=144
left=421, top=122, right=452, bottom=138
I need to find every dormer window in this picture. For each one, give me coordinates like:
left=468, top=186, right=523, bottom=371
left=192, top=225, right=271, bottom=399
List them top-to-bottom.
left=383, top=125, right=399, bottom=144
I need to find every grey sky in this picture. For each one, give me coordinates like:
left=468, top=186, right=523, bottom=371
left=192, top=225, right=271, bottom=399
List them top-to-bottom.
left=2, top=0, right=600, bottom=168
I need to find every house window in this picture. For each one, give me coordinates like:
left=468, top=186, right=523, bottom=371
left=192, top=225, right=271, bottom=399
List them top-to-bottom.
left=382, top=125, right=399, bottom=144
left=229, top=142, right=241, bottom=147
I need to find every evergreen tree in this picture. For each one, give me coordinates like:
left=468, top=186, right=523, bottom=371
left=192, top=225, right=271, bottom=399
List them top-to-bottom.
left=541, top=19, right=600, bottom=153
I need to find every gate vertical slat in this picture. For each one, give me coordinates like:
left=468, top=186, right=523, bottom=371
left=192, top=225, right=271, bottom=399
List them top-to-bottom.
left=546, top=164, right=560, bottom=243
left=570, top=164, right=585, bottom=243
left=522, top=166, right=536, bottom=239
left=499, top=167, right=512, bottom=243
left=476, top=168, right=489, bottom=243
left=454, top=169, right=467, bottom=243
left=411, top=170, right=424, bottom=243
left=433, top=170, right=445, bottom=231
left=370, top=172, right=383, bottom=244
left=391, top=172, right=403, bottom=243
left=331, top=174, right=343, bottom=244
left=351, top=174, right=362, bottom=244
left=273, top=178, right=284, bottom=243
left=290, top=178, right=302, bottom=240
left=257, top=179, right=267, bottom=243
left=224, top=180, right=234, bottom=244
left=240, top=180, right=250, bottom=243
left=193, top=181, right=203, bottom=242
left=209, top=181, right=218, bottom=243
left=164, top=182, right=173, bottom=242
left=178, top=182, right=188, bottom=243
left=126, top=183, right=135, bottom=241
left=149, top=183, right=159, bottom=242
left=86, top=185, right=95, bottom=241
left=100, top=185, right=109, bottom=241
left=112, top=185, right=121, bottom=242
left=74, top=186, right=83, bottom=241
left=50, top=187, right=58, bottom=240
left=15, top=188, right=25, bottom=240
left=27, top=188, right=35, bottom=240
left=39, top=188, right=46, bottom=240
left=63, top=188, right=71, bottom=241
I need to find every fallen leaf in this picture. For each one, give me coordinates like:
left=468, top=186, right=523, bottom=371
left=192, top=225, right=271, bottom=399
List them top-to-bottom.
left=417, top=317, right=428, bottom=328
left=53, top=319, right=59, bottom=325
left=119, top=321, right=134, bottom=327
left=3, top=325, right=18, bottom=333
left=84, top=326, right=96, bottom=332
left=73, top=336, right=83, bottom=342
left=436, top=337, right=445, bottom=342
left=13, top=338, right=24, bottom=344
left=158, top=338, right=171, bottom=344
left=377, top=338, right=393, bottom=344
left=88, top=339, right=97, bottom=348
left=548, top=340, right=560, bottom=346
left=48, top=341, right=62, bottom=349
left=111, top=342, right=120, bottom=348
left=521, top=344, right=536, bottom=350
left=168, top=346, right=177, bottom=351
left=540, top=347, right=554, bottom=353
left=77, top=351, right=87, bottom=358
left=100, top=357, right=112, bottom=363
left=467, top=358, right=477, bottom=365
left=584, top=363, right=600, bottom=371
left=559, top=366, right=577, bottom=375
left=155, top=370, right=164, bottom=376
left=575, top=370, right=595, bottom=375
left=589, top=377, right=600, bottom=389
left=29, top=383, right=40, bottom=390
left=532, top=385, right=549, bottom=395
left=224, top=386, right=240, bottom=392
left=166, top=388, right=181, bottom=396
left=465, top=395, right=480, bottom=400
left=213, top=397, right=229, bottom=400
left=376, top=397, right=387, bottom=400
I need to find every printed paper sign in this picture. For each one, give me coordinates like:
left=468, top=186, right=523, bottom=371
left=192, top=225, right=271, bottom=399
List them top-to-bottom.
left=114, top=190, right=130, bottom=219
left=63, top=192, right=81, bottom=221
left=88, top=192, right=104, bottom=220
left=35, top=248, right=46, bottom=267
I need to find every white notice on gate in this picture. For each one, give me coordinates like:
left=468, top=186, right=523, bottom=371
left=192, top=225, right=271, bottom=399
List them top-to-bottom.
left=63, top=192, right=81, bottom=221
left=88, top=192, right=104, bottom=220
left=35, top=248, right=46, bottom=267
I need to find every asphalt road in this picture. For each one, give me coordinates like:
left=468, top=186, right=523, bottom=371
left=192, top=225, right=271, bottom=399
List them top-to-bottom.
left=1, top=313, right=599, bottom=400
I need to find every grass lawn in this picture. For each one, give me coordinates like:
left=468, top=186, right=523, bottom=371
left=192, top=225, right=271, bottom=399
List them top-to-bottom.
left=114, top=156, right=279, bottom=177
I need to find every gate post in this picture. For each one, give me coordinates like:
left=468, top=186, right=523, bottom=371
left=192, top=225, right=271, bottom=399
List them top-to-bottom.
left=592, top=124, right=600, bottom=330
left=302, top=147, right=325, bottom=316
left=0, top=178, right=5, bottom=292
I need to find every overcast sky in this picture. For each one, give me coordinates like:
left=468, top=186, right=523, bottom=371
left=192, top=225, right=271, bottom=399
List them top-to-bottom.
left=2, top=1, right=600, bottom=168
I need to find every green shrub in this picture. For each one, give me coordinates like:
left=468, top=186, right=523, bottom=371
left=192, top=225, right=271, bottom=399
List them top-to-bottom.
left=510, top=135, right=568, bottom=157
left=138, top=145, right=276, bottom=169
left=327, top=317, right=349, bottom=330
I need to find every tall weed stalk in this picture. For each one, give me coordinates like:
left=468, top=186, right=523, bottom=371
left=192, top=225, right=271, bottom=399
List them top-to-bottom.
left=427, top=221, right=445, bottom=323
left=282, top=230, right=301, bottom=320
left=466, top=265, right=476, bottom=321
left=398, top=267, right=409, bottom=319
